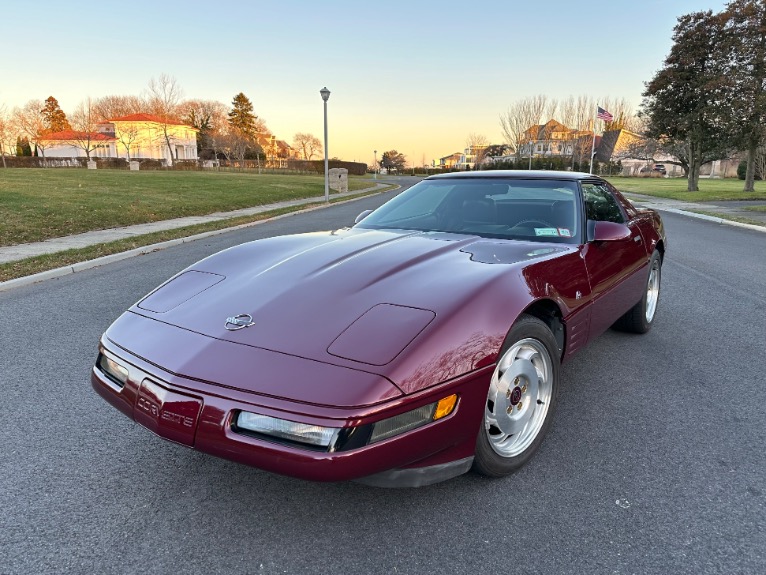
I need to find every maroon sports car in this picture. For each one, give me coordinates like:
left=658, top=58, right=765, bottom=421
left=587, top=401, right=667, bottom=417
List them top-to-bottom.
left=92, top=171, right=666, bottom=487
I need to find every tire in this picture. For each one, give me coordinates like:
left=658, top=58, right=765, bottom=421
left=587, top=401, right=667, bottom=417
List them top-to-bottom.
left=612, top=250, right=662, bottom=334
left=473, top=314, right=560, bottom=478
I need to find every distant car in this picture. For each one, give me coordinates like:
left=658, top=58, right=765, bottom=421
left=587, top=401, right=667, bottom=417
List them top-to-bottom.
left=653, top=164, right=667, bottom=174
left=92, top=171, right=666, bottom=487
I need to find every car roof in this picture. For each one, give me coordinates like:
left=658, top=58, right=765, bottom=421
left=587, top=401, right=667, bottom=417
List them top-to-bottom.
left=425, top=170, right=598, bottom=181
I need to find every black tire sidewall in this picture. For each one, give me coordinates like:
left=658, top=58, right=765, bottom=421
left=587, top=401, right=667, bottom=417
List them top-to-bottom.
left=634, top=250, right=662, bottom=333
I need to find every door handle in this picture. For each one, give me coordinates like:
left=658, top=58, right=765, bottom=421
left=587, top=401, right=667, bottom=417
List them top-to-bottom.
left=633, top=235, right=642, bottom=243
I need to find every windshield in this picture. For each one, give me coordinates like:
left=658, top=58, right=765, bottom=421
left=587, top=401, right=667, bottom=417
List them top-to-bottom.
left=356, top=178, right=581, bottom=243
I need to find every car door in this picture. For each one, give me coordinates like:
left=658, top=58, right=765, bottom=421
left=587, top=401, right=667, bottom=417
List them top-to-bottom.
left=580, top=180, right=649, bottom=339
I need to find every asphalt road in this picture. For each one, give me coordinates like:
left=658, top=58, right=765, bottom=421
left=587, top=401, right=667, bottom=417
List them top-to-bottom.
left=1, top=178, right=764, bottom=575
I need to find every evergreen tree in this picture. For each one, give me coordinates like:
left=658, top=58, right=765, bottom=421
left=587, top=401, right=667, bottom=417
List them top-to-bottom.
left=227, top=92, right=258, bottom=139
left=41, top=96, right=71, bottom=132
left=16, top=136, right=32, bottom=156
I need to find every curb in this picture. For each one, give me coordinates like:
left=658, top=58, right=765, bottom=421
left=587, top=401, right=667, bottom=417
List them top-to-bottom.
left=0, top=186, right=399, bottom=294
left=625, top=196, right=766, bottom=233
left=657, top=207, right=766, bottom=233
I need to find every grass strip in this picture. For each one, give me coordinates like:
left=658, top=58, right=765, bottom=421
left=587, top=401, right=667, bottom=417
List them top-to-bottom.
left=0, top=169, right=377, bottom=246
left=607, top=176, right=766, bottom=201
left=0, top=188, right=389, bottom=283
left=687, top=209, right=766, bottom=228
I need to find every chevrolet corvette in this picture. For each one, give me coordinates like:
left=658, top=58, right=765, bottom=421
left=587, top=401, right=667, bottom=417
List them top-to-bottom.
left=92, top=171, right=666, bottom=487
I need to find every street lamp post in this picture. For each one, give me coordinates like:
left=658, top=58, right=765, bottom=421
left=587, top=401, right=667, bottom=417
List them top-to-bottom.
left=320, top=87, right=331, bottom=202
left=528, top=140, right=533, bottom=170
left=374, top=149, right=377, bottom=179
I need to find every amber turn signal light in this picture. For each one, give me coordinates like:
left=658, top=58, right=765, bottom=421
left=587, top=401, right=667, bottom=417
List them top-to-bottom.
left=433, top=394, right=458, bottom=420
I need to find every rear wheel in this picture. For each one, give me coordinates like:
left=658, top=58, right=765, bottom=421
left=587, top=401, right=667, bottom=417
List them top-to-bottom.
left=613, top=250, right=662, bottom=334
left=473, top=314, right=560, bottom=478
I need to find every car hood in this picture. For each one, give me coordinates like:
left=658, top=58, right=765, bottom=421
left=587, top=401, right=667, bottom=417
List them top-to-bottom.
left=127, top=228, right=570, bottom=389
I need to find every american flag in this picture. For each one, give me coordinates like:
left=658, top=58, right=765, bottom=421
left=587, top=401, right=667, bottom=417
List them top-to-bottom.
left=597, top=106, right=614, bottom=122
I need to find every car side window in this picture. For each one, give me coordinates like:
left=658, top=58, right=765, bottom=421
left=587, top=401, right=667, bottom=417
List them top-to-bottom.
left=603, top=181, right=638, bottom=219
left=582, top=183, right=625, bottom=223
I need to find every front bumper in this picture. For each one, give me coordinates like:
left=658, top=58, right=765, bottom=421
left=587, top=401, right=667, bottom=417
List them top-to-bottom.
left=91, top=341, right=490, bottom=486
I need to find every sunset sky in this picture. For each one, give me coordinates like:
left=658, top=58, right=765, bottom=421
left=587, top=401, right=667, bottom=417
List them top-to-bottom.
left=1, top=0, right=727, bottom=166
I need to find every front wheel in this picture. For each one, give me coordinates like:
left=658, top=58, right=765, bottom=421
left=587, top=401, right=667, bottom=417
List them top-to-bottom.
left=613, top=250, right=662, bottom=334
left=473, top=314, right=560, bottom=478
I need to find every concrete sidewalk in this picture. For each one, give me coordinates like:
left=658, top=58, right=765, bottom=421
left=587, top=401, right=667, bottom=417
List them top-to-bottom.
left=0, top=183, right=392, bottom=265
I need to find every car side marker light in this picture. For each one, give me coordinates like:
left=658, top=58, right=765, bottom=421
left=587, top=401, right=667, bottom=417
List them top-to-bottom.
left=369, top=394, right=459, bottom=444
left=434, top=394, right=458, bottom=420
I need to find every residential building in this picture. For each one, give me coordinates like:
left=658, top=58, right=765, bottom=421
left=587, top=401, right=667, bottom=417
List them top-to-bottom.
left=39, top=113, right=198, bottom=164
left=520, top=119, right=591, bottom=158
left=42, top=130, right=118, bottom=158
left=261, top=134, right=297, bottom=168
left=456, top=144, right=490, bottom=170
left=438, top=152, right=462, bottom=169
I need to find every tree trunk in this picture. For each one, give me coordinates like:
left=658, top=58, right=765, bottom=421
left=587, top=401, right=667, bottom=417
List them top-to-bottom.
left=164, top=129, right=174, bottom=166
left=684, top=141, right=698, bottom=191
left=744, top=143, right=757, bottom=193
left=688, top=157, right=701, bottom=191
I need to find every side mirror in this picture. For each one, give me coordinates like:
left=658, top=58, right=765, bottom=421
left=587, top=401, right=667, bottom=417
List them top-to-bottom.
left=354, top=209, right=373, bottom=225
left=589, top=220, right=631, bottom=242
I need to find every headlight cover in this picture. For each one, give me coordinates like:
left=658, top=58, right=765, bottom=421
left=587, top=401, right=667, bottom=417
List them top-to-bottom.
left=97, top=353, right=129, bottom=388
left=235, top=394, right=458, bottom=452
left=236, top=412, right=341, bottom=449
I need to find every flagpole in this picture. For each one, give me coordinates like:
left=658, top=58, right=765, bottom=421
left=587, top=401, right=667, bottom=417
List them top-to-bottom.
left=589, top=105, right=598, bottom=174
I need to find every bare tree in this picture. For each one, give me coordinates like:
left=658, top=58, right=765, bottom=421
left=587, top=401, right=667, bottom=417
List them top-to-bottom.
left=147, top=73, right=183, bottom=163
left=93, top=95, right=147, bottom=122
left=500, top=95, right=551, bottom=163
left=572, top=95, right=595, bottom=168
left=558, top=96, right=580, bottom=161
left=67, top=97, right=103, bottom=160
left=599, top=97, right=639, bottom=132
left=178, top=99, right=229, bottom=162
left=180, top=99, right=226, bottom=159
left=13, top=100, right=50, bottom=159
left=116, top=122, right=141, bottom=161
left=219, top=129, right=250, bottom=168
left=292, top=132, right=323, bottom=160
left=465, top=133, right=490, bottom=167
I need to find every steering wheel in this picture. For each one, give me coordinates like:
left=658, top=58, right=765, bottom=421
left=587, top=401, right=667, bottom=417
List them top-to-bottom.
left=512, top=219, right=555, bottom=228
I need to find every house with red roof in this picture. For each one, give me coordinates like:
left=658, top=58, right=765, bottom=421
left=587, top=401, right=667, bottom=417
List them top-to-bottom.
left=40, top=113, right=198, bottom=163
left=41, top=129, right=118, bottom=158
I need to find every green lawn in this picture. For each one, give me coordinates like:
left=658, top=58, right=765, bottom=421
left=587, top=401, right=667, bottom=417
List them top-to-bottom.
left=0, top=169, right=373, bottom=247
left=606, top=176, right=766, bottom=201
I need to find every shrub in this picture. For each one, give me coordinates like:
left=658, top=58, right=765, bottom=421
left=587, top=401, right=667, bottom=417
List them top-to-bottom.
left=92, top=158, right=128, bottom=170
left=171, top=159, right=200, bottom=171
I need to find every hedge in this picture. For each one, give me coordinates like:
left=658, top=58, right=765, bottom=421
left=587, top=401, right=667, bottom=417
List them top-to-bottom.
left=0, top=156, right=369, bottom=174
left=287, top=159, right=368, bottom=176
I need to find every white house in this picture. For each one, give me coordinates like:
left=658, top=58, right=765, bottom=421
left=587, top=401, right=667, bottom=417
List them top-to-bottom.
left=39, top=113, right=198, bottom=164
left=110, top=113, right=198, bottom=162
left=42, top=130, right=118, bottom=158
